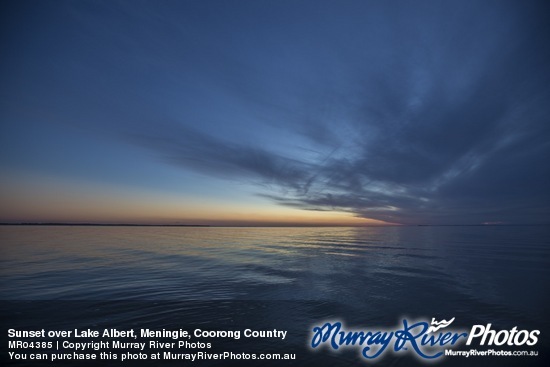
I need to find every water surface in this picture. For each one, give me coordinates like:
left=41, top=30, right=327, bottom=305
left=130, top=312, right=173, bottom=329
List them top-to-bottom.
left=1, top=225, right=549, bottom=366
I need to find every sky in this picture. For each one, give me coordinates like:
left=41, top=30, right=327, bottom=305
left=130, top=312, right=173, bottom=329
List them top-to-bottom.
left=1, top=0, right=549, bottom=226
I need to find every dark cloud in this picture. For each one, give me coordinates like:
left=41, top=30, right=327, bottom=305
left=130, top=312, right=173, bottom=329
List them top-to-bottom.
left=125, top=1, right=550, bottom=224
left=127, top=124, right=313, bottom=192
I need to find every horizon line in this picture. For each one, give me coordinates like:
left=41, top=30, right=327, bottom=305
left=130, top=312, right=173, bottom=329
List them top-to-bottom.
left=1, top=222, right=548, bottom=228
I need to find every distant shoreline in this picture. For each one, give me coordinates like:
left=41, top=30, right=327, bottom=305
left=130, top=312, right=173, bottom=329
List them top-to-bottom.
left=0, top=223, right=547, bottom=227
left=0, top=223, right=211, bottom=227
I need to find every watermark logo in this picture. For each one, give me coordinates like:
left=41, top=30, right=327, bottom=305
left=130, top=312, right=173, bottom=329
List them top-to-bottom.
left=310, top=318, right=539, bottom=361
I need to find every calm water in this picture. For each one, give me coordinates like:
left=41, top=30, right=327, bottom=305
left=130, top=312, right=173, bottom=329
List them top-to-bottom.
left=1, top=225, right=549, bottom=366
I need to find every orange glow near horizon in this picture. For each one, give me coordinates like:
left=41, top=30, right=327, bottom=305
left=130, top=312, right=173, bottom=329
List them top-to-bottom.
left=0, top=173, right=395, bottom=226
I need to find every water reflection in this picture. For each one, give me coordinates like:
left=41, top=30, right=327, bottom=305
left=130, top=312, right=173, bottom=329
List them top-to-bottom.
left=1, top=226, right=549, bottom=318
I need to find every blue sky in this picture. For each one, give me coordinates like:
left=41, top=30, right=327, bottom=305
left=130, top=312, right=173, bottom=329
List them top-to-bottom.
left=1, top=0, right=549, bottom=225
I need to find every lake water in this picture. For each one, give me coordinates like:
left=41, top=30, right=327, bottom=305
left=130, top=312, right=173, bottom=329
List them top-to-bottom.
left=1, top=225, right=549, bottom=366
